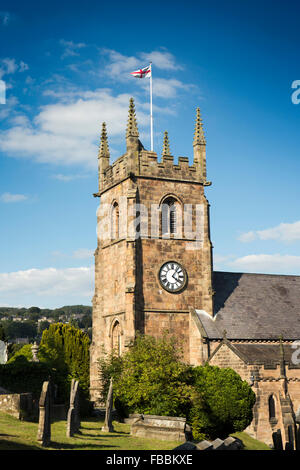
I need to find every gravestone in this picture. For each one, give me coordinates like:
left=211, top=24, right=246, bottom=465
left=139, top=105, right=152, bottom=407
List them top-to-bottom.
left=0, top=340, right=7, bottom=364
left=31, top=342, right=39, bottom=362
left=102, top=377, right=114, bottom=432
left=67, top=379, right=80, bottom=437
left=37, top=381, right=51, bottom=447
left=131, top=414, right=188, bottom=441
left=285, top=425, right=294, bottom=450
left=272, top=429, right=283, bottom=450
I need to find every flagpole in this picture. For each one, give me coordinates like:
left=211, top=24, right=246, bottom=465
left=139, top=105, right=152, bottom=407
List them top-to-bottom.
left=150, top=62, right=153, bottom=151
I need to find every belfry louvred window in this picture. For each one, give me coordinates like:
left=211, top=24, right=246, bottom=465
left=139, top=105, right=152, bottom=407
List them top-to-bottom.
left=162, top=197, right=177, bottom=235
left=111, top=202, right=119, bottom=240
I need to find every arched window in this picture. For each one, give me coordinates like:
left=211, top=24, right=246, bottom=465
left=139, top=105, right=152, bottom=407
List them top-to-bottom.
left=161, top=197, right=179, bottom=235
left=111, top=202, right=119, bottom=240
left=111, top=320, right=121, bottom=356
left=268, top=395, right=276, bottom=420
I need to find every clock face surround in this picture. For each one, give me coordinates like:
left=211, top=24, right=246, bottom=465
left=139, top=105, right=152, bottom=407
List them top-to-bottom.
left=159, top=261, right=187, bottom=293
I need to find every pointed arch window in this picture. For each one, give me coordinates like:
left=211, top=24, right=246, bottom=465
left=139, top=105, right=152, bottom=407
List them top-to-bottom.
left=161, top=197, right=180, bottom=236
left=111, top=202, right=119, bottom=240
left=111, top=320, right=121, bottom=356
left=268, top=395, right=276, bottom=420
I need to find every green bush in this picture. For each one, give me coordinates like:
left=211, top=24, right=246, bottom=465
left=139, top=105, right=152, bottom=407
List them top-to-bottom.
left=38, top=323, right=91, bottom=415
left=99, top=333, right=193, bottom=419
left=98, top=334, right=256, bottom=440
left=8, top=344, right=33, bottom=363
left=98, top=350, right=124, bottom=403
left=0, top=360, right=51, bottom=399
left=189, top=364, right=256, bottom=440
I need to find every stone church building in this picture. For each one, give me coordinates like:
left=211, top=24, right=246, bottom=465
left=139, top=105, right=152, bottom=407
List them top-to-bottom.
left=90, top=98, right=300, bottom=447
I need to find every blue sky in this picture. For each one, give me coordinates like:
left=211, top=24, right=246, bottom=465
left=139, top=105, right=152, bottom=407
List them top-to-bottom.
left=0, top=0, right=299, bottom=308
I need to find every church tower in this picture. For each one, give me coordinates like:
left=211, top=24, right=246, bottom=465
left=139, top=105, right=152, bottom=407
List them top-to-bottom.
left=90, top=99, right=214, bottom=404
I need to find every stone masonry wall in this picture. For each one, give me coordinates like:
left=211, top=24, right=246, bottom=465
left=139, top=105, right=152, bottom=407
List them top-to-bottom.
left=0, top=393, right=33, bottom=419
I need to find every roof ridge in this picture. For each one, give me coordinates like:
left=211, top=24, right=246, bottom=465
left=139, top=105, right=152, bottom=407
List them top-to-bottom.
left=213, top=270, right=300, bottom=279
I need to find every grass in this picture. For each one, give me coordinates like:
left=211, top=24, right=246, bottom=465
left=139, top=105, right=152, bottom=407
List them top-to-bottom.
left=0, top=412, right=271, bottom=451
left=0, top=412, right=181, bottom=450
left=231, top=432, right=271, bottom=450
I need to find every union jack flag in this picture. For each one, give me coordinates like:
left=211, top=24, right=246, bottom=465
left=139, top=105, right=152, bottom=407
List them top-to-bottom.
left=130, top=64, right=151, bottom=78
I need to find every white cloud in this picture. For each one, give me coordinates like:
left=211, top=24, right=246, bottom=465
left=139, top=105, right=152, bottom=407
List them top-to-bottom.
left=60, top=39, right=87, bottom=59
left=0, top=47, right=193, bottom=169
left=101, top=49, right=189, bottom=97
left=101, top=49, right=140, bottom=77
left=102, top=49, right=183, bottom=77
left=140, top=50, right=183, bottom=71
left=0, top=58, right=29, bottom=79
left=19, top=61, right=29, bottom=73
left=146, top=77, right=194, bottom=98
left=0, top=89, right=149, bottom=168
left=0, top=96, right=19, bottom=120
left=52, top=173, right=90, bottom=182
left=0, top=192, right=28, bottom=203
left=239, top=221, right=300, bottom=243
left=238, top=231, right=256, bottom=242
left=50, top=248, right=94, bottom=260
left=72, top=248, right=94, bottom=259
left=213, top=253, right=235, bottom=264
left=228, top=254, right=300, bottom=274
left=0, top=266, right=93, bottom=308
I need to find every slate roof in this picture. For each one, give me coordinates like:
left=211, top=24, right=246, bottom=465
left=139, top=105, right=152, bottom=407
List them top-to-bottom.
left=196, top=271, right=300, bottom=340
left=211, top=342, right=299, bottom=366
left=231, top=343, right=297, bottom=366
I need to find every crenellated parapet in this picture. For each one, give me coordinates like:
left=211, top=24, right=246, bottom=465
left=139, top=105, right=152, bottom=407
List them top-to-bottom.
left=95, top=98, right=211, bottom=196
left=138, top=150, right=202, bottom=182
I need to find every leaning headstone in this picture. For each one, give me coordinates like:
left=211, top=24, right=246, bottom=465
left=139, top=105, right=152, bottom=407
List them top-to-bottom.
left=0, top=340, right=7, bottom=364
left=31, top=342, right=39, bottom=362
left=102, top=377, right=114, bottom=432
left=67, top=379, right=80, bottom=437
left=37, top=381, right=51, bottom=447
left=272, top=429, right=283, bottom=450
left=223, top=436, right=244, bottom=450
left=211, top=438, right=226, bottom=450
left=196, top=440, right=214, bottom=450
left=173, top=441, right=197, bottom=450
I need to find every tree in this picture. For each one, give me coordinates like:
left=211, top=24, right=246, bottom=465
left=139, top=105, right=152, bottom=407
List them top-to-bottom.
left=28, top=307, right=41, bottom=313
left=28, top=307, right=41, bottom=320
left=1, top=320, right=37, bottom=341
left=38, top=320, right=50, bottom=335
left=39, top=323, right=90, bottom=413
left=0, top=324, right=6, bottom=342
left=99, top=333, right=193, bottom=418
left=99, top=334, right=256, bottom=440
left=8, top=344, right=33, bottom=362
left=189, top=364, right=256, bottom=440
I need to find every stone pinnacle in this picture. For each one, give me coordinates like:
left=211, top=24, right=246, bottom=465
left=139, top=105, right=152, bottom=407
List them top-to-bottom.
left=126, top=97, right=139, bottom=138
left=193, top=107, right=206, bottom=146
left=98, top=122, right=110, bottom=158
left=162, top=131, right=171, bottom=156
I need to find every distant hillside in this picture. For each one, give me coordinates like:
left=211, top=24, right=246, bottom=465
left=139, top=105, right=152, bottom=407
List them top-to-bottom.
left=0, top=305, right=92, bottom=317
left=0, top=305, right=92, bottom=342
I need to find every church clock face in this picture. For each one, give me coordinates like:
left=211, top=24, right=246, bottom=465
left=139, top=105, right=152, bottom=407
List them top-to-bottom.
left=159, top=261, right=187, bottom=293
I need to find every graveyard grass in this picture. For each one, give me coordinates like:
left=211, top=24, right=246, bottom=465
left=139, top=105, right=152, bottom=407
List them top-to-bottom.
left=0, top=412, right=270, bottom=450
